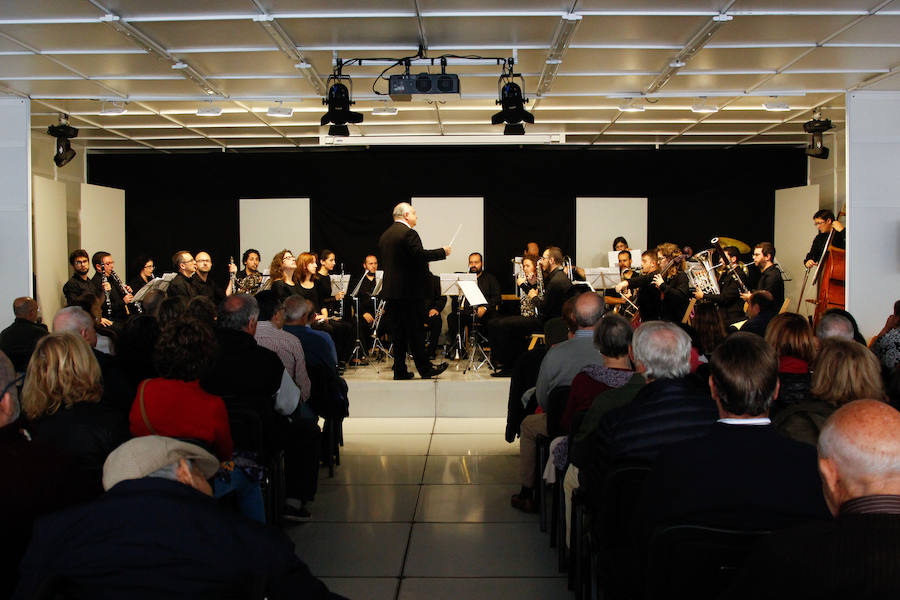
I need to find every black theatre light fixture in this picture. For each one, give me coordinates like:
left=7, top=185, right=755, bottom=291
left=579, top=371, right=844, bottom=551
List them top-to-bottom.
left=491, top=60, right=534, bottom=135
left=320, top=62, right=363, bottom=137
left=803, top=110, right=833, bottom=160
left=47, top=114, right=78, bottom=168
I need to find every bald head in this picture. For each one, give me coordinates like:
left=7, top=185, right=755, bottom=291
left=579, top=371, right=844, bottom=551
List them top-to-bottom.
left=573, top=292, right=604, bottom=329
left=13, top=297, right=38, bottom=322
left=52, top=306, right=97, bottom=348
left=818, top=400, right=900, bottom=515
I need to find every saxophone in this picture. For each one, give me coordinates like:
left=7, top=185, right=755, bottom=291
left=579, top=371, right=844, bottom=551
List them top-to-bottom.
left=519, top=266, right=544, bottom=317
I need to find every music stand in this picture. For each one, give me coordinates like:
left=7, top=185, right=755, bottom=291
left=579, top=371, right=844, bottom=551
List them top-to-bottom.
left=584, top=267, right=621, bottom=291
left=347, top=270, right=370, bottom=366
left=133, top=273, right=176, bottom=300
left=440, top=273, right=476, bottom=361
left=456, top=279, right=493, bottom=374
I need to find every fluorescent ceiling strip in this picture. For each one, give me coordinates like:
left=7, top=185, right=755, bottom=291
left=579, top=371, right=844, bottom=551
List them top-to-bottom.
left=422, top=10, right=566, bottom=17
left=705, top=43, right=817, bottom=48
left=569, top=44, right=682, bottom=49
left=169, top=46, right=277, bottom=53
left=678, top=69, right=776, bottom=75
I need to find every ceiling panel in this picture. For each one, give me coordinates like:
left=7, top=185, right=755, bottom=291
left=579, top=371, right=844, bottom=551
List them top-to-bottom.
left=0, top=0, right=101, bottom=20
left=261, top=0, right=418, bottom=12
left=417, top=0, right=573, bottom=11
left=731, top=0, right=886, bottom=10
left=101, top=1, right=254, bottom=18
left=575, top=15, right=708, bottom=45
left=714, top=15, right=862, bottom=44
left=828, top=15, right=900, bottom=44
left=422, top=16, right=561, bottom=46
left=278, top=18, right=420, bottom=47
left=134, top=20, right=274, bottom=50
left=0, top=23, right=136, bottom=51
left=689, top=47, right=811, bottom=71
left=560, top=48, right=674, bottom=72
left=174, top=51, right=303, bottom=77
left=58, top=53, right=201, bottom=78
left=0, top=54, right=79, bottom=77
left=755, top=72, right=875, bottom=91
left=543, top=74, right=656, bottom=93
left=857, top=74, right=900, bottom=91
left=1, top=78, right=116, bottom=96
left=93, top=78, right=209, bottom=95
left=606, top=123, right=686, bottom=134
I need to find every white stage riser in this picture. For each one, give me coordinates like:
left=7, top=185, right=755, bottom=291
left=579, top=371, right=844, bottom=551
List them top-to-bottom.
left=346, top=379, right=510, bottom=418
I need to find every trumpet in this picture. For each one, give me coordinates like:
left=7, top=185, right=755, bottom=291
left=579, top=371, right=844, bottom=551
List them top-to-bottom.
left=371, top=299, right=386, bottom=338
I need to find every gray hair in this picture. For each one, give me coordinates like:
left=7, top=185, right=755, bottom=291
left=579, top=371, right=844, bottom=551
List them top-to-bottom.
left=392, top=202, right=412, bottom=220
left=574, top=292, right=604, bottom=328
left=217, top=294, right=259, bottom=331
left=283, top=295, right=312, bottom=322
left=13, top=297, right=37, bottom=319
left=52, top=306, right=94, bottom=335
left=816, top=312, right=855, bottom=341
left=594, top=313, right=632, bottom=358
left=632, top=320, right=691, bottom=380
left=819, top=408, right=900, bottom=481
left=147, top=459, right=192, bottom=482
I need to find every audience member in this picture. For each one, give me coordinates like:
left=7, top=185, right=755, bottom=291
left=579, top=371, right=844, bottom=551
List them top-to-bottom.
left=138, top=287, right=165, bottom=317
left=69, top=290, right=116, bottom=353
left=254, top=290, right=311, bottom=403
left=739, top=290, right=776, bottom=336
left=511, top=292, right=605, bottom=513
left=156, top=294, right=188, bottom=326
left=185, top=294, right=218, bottom=327
left=283, top=296, right=339, bottom=373
left=0, top=297, right=48, bottom=373
left=871, top=299, right=900, bottom=373
left=690, top=301, right=726, bottom=359
left=52, top=306, right=135, bottom=415
left=824, top=307, right=868, bottom=345
left=815, top=310, right=855, bottom=342
left=765, top=312, right=817, bottom=412
left=115, top=314, right=161, bottom=385
left=577, top=321, right=716, bottom=509
left=22, top=332, right=128, bottom=495
left=637, top=333, right=830, bottom=543
left=775, top=338, right=885, bottom=445
left=0, top=351, right=95, bottom=599
left=725, top=401, right=900, bottom=598
left=14, top=436, right=346, bottom=599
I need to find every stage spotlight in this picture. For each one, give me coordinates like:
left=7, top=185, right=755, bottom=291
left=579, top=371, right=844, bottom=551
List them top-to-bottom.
left=491, top=63, right=534, bottom=135
left=320, top=67, right=363, bottom=137
left=803, top=111, right=833, bottom=160
left=47, top=114, right=78, bottom=168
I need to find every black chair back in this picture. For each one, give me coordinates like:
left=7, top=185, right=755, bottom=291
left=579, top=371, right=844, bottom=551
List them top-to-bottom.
left=545, top=385, right=571, bottom=439
left=644, top=524, right=771, bottom=599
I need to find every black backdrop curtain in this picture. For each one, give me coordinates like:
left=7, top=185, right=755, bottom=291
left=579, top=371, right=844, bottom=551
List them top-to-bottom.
left=87, top=145, right=806, bottom=291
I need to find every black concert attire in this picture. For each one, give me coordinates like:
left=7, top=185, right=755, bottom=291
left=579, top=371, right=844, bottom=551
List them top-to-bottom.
left=378, top=221, right=447, bottom=378
left=805, top=228, right=846, bottom=264
left=756, top=264, right=785, bottom=310
left=533, top=267, right=573, bottom=322
left=703, top=267, right=747, bottom=325
left=625, top=269, right=662, bottom=322
left=234, top=270, right=263, bottom=295
left=658, top=270, right=690, bottom=322
left=446, top=271, right=503, bottom=349
left=91, top=272, right=129, bottom=321
left=166, top=272, right=196, bottom=299
left=354, top=273, right=380, bottom=342
left=423, top=273, right=447, bottom=359
left=62, top=274, right=94, bottom=306
left=192, top=274, right=226, bottom=305
left=314, top=274, right=336, bottom=315
left=128, top=275, right=151, bottom=298
left=488, top=276, right=543, bottom=370
left=271, top=279, right=300, bottom=303
left=0, top=318, right=48, bottom=372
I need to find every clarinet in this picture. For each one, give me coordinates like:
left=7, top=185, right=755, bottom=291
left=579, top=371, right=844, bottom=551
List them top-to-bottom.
left=229, top=256, right=238, bottom=295
left=335, top=263, right=345, bottom=319
left=100, top=268, right=112, bottom=319
left=111, top=270, right=140, bottom=314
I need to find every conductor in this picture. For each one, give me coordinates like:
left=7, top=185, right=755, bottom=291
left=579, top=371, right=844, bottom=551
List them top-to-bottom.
left=379, top=202, right=451, bottom=380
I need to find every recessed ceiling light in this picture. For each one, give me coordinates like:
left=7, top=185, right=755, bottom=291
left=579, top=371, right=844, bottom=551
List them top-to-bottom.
left=669, top=60, right=686, bottom=68
left=171, top=61, right=188, bottom=70
left=294, top=61, right=312, bottom=69
left=691, top=98, right=718, bottom=113
left=619, top=99, right=645, bottom=112
left=763, top=99, right=791, bottom=112
left=99, top=101, right=127, bottom=115
left=266, top=102, right=293, bottom=118
left=197, top=104, right=222, bottom=117
left=371, top=105, right=399, bottom=116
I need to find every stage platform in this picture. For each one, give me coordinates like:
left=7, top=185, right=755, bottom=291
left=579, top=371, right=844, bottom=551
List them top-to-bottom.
left=342, top=359, right=510, bottom=418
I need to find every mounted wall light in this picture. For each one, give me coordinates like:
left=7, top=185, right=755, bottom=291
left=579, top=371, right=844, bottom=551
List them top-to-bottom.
left=320, top=61, right=363, bottom=137
left=47, top=114, right=78, bottom=168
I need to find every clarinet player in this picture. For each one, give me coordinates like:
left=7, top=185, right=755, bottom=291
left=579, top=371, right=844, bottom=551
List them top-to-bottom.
left=91, top=251, right=133, bottom=325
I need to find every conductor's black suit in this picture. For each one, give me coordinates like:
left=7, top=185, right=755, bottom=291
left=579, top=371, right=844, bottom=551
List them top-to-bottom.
left=378, top=220, right=447, bottom=377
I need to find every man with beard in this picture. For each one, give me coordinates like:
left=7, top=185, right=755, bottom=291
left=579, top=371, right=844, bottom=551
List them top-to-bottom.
left=63, top=249, right=95, bottom=306
left=192, top=251, right=236, bottom=303
left=446, top=252, right=502, bottom=351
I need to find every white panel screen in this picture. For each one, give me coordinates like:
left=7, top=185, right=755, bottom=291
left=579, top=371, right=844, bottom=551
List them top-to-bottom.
left=0, top=98, right=32, bottom=324
left=33, top=176, right=69, bottom=320
left=81, top=183, right=125, bottom=272
left=775, top=185, right=820, bottom=315
left=411, top=197, right=484, bottom=274
left=576, top=197, right=648, bottom=267
left=240, top=198, right=310, bottom=271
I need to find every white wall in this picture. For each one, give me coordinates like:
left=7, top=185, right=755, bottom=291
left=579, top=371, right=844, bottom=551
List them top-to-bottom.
left=846, top=90, right=900, bottom=339
left=0, top=98, right=33, bottom=324
left=32, top=176, right=69, bottom=320
left=81, top=183, right=126, bottom=274
left=774, top=185, right=820, bottom=314
left=412, top=197, right=484, bottom=274
left=575, top=197, right=648, bottom=267
left=240, top=198, right=310, bottom=270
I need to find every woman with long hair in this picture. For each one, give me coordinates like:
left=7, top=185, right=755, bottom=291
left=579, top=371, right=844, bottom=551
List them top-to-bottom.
left=655, top=242, right=690, bottom=322
left=269, top=249, right=301, bottom=302
left=315, top=249, right=346, bottom=318
left=487, top=254, right=545, bottom=376
left=765, top=312, right=817, bottom=412
left=23, top=332, right=128, bottom=494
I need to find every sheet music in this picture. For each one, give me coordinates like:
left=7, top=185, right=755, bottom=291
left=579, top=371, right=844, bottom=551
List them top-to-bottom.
left=584, top=267, right=622, bottom=289
left=439, top=272, right=476, bottom=296
left=133, top=273, right=176, bottom=300
left=329, top=274, right=351, bottom=295
left=458, top=279, right=488, bottom=306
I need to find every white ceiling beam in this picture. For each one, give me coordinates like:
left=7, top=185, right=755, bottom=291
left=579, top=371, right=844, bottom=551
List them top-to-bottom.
left=249, top=0, right=326, bottom=96
left=536, top=13, right=582, bottom=97
left=31, top=98, right=162, bottom=151
left=130, top=101, right=228, bottom=150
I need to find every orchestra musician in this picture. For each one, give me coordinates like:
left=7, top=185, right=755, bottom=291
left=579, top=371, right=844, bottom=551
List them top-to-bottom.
left=805, top=209, right=845, bottom=269
left=612, top=236, right=629, bottom=252
left=524, top=241, right=540, bottom=257
left=655, top=242, right=691, bottom=322
left=742, top=242, right=785, bottom=310
left=693, top=245, right=747, bottom=325
left=534, top=246, right=573, bottom=321
left=63, top=249, right=94, bottom=306
left=234, top=249, right=263, bottom=295
left=269, top=250, right=300, bottom=303
left=315, top=250, right=347, bottom=318
left=615, top=250, right=662, bottom=322
left=617, top=250, right=633, bottom=275
left=91, top=251, right=134, bottom=323
left=168, top=251, right=197, bottom=299
left=192, top=251, right=235, bottom=303
left=297, top=251, right=354, bottom=367
left=446, top=253, right=502, bottom=350
left=488, top=253, right=544, bottom=377
left=355, top=254, right=380, bottom=341
left=128, top=255, right=154, bottom=297
left=423, top=271, right=446, bottom=360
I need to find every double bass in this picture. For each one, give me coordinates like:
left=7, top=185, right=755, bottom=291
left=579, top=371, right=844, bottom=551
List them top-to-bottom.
left=797, top=205, right=846, bottom=327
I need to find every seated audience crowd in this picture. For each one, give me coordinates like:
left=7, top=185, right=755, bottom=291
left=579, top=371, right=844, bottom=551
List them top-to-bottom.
left=505, top=288, right=900, bottom=599
left=0, top=293, right=348, bottom=598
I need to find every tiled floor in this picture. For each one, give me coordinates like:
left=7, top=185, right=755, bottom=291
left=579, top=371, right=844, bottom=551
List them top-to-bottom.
left=285, top=417, right=570, bottom=600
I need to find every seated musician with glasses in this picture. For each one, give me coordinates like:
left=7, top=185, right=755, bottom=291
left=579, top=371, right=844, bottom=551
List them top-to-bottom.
left=805, top=209, right=845, bottom=269
left=615, top=250, right=662, bottom=322
left=446, top=252, right=502, bottom=352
